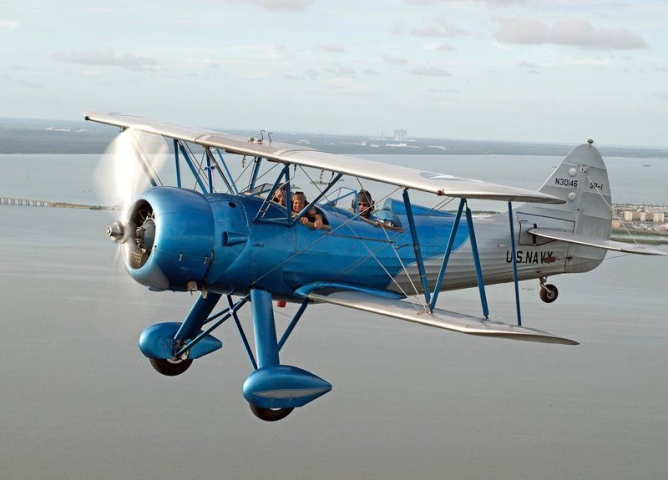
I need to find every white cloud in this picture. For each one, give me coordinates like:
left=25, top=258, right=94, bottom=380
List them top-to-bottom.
left=218, top=0, right=313, bottom=11
left=405, top=0, right=531, bottom=5
left=406, top=0, right=533, bottom=5
left=410, top=16, right=468, bottom=38
left=495, top=17, right=648, bottom=50
left=0, top=20, right=21, bottom=30
left=318, top=43, right=346, bottom=53
left=437, top=43, right=455, bottom=52
left=52, top=50, right=159, bottom=71
left=382, top=55, right=409, bottom=65
left=324, top=64, right=356, bottom=77
left=412, top=65, right=452, bottom=77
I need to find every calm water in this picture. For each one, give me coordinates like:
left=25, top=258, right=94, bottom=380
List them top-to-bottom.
left=1, top=153, right=667, bottom=480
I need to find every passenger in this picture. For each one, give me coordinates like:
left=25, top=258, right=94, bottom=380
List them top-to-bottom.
left=272, top=183, right=286, bottom=206
left=356, top=190, right=375, bottom=220
left=292, top=192, right=326, bottom=230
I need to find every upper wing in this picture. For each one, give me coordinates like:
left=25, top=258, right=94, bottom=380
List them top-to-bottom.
left=84, top=111, right=564, bottom=204
left=529, top=228, right=667, bottom=256
left=305, top=288, right=578, bottom=345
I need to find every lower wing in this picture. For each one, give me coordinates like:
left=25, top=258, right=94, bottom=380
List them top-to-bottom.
left=303, top=288, right=578, bottom=345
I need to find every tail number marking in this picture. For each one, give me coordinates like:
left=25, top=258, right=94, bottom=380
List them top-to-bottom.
left=555, top=178, right=578, bottom=188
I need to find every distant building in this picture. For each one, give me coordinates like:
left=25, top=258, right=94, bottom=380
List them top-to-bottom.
left=394, top=129, right=407, bottom=142
left=622, top=209, right=665, bottom=223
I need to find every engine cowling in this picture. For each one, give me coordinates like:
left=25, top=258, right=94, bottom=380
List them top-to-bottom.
left=111, top=187, right=215, bottom=291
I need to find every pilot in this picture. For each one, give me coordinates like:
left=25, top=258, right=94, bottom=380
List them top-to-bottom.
left=356, top=190, right=375, bottom=220
left=292, top=192, right=326, bottom=230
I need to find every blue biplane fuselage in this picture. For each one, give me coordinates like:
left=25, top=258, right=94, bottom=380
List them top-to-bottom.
left=126, top=186, right=574, bottom=302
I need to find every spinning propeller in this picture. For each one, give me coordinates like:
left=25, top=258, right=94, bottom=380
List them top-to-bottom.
left=94, top=128, right=169, bottom=271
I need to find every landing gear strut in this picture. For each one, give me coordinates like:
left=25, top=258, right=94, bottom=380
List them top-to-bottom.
left=539, top=277, right=559, bottom=303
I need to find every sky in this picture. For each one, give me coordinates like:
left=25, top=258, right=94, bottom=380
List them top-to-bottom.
left=2, top=0, right=668, bottom=147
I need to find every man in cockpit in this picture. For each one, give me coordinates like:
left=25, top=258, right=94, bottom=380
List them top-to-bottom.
left=356, top=190, right=375, bottom=220
left=292, top=192, right=326, bottom=230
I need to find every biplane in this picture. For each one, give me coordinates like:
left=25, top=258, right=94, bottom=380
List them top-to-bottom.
left=84, top=112, right=665, bottom=421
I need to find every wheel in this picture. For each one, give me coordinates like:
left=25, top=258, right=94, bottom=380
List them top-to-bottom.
left=540, top=284, right=559, bottom=303
left=149, top=357, right=193, bottom=376
left=249, top=403, right=294, bottom=422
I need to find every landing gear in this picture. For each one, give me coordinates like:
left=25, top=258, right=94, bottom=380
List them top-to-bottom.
left=539, top=277, right=559, bottom=303
left=149, top=357, right=193, bottom=376
left=249, top=404, right=294, bottom=422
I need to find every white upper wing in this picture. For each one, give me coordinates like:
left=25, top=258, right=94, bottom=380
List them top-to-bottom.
left=84, top=111, right=564, bottom=204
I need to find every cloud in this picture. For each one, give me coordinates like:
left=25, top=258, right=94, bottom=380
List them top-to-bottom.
left=218, top=0, right=313, bottom=10
left=406, top=0, right=531, bottom=5
left=410, top=16, right=468, bottom=38
left=495, top=17, right=648, bottom=50
left=0, top=20, right=21, bottom=30
left=318, top=43, right=346, bottom=53
left=437, top=43, right=454, bottom=52
left=52, top=50, right=159, bottom=71
left=382, top=55, right=409, bottom=65
left=518, top=60, right=538, bottom=69
left=324, top=64, right=356, bottom=77
left=412, top=65, right=452, bottom=77
left=20, top=79, right=45, bottom=89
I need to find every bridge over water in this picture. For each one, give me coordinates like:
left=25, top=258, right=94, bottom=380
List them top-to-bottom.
left=0, top=196, right=111, bottom=210
left=0, top=196, right=54, bottom=207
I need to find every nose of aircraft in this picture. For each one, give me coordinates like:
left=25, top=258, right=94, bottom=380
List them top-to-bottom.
left=113, top=187, right=216, bottom=291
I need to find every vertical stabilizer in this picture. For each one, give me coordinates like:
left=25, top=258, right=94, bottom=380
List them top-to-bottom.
left=517, top=141, right=611, bottom=273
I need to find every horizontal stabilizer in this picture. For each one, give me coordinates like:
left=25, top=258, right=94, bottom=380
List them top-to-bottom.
left=529, top=228, right=667, bottom=256
left=307, top=290, right=578, bottom=345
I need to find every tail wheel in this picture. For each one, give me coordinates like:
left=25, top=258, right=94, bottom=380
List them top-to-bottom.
left=540, top=284, right=559, bottom=303
left=149, top=357, right=193, bottom=376
left=249, top=404, right=294, bottom=422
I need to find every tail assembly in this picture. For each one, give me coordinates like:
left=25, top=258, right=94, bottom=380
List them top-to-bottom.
left=517, top=140, right=665, bottom=275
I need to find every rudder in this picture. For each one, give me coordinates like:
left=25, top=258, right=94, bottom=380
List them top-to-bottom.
left=516, top=141, right=612, bottom=273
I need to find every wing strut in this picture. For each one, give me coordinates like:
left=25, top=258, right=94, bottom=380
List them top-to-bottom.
left=173, top=139, right=182, bottom=188
left=175, top=141, right=209, bottom=193
left=216, top=149, right=239, bottom=194
left=249, top=156, right=262, bottom=191
left=254, top=164, right=293, bottom=223
left=402, top=189, right=432, bottom=307
left=403, top=195, right=490, bottom=318
left=429, top=198, right=466, bottom=311
left=508, top=201, right=522, bottom=326
left=465, top=203, right=489, bottom=319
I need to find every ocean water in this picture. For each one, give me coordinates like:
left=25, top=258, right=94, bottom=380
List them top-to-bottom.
left=1, top=153, right=667, bottom=480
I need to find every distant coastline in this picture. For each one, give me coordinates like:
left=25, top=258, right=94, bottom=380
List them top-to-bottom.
left=2, top=116, right=668, bottom=158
